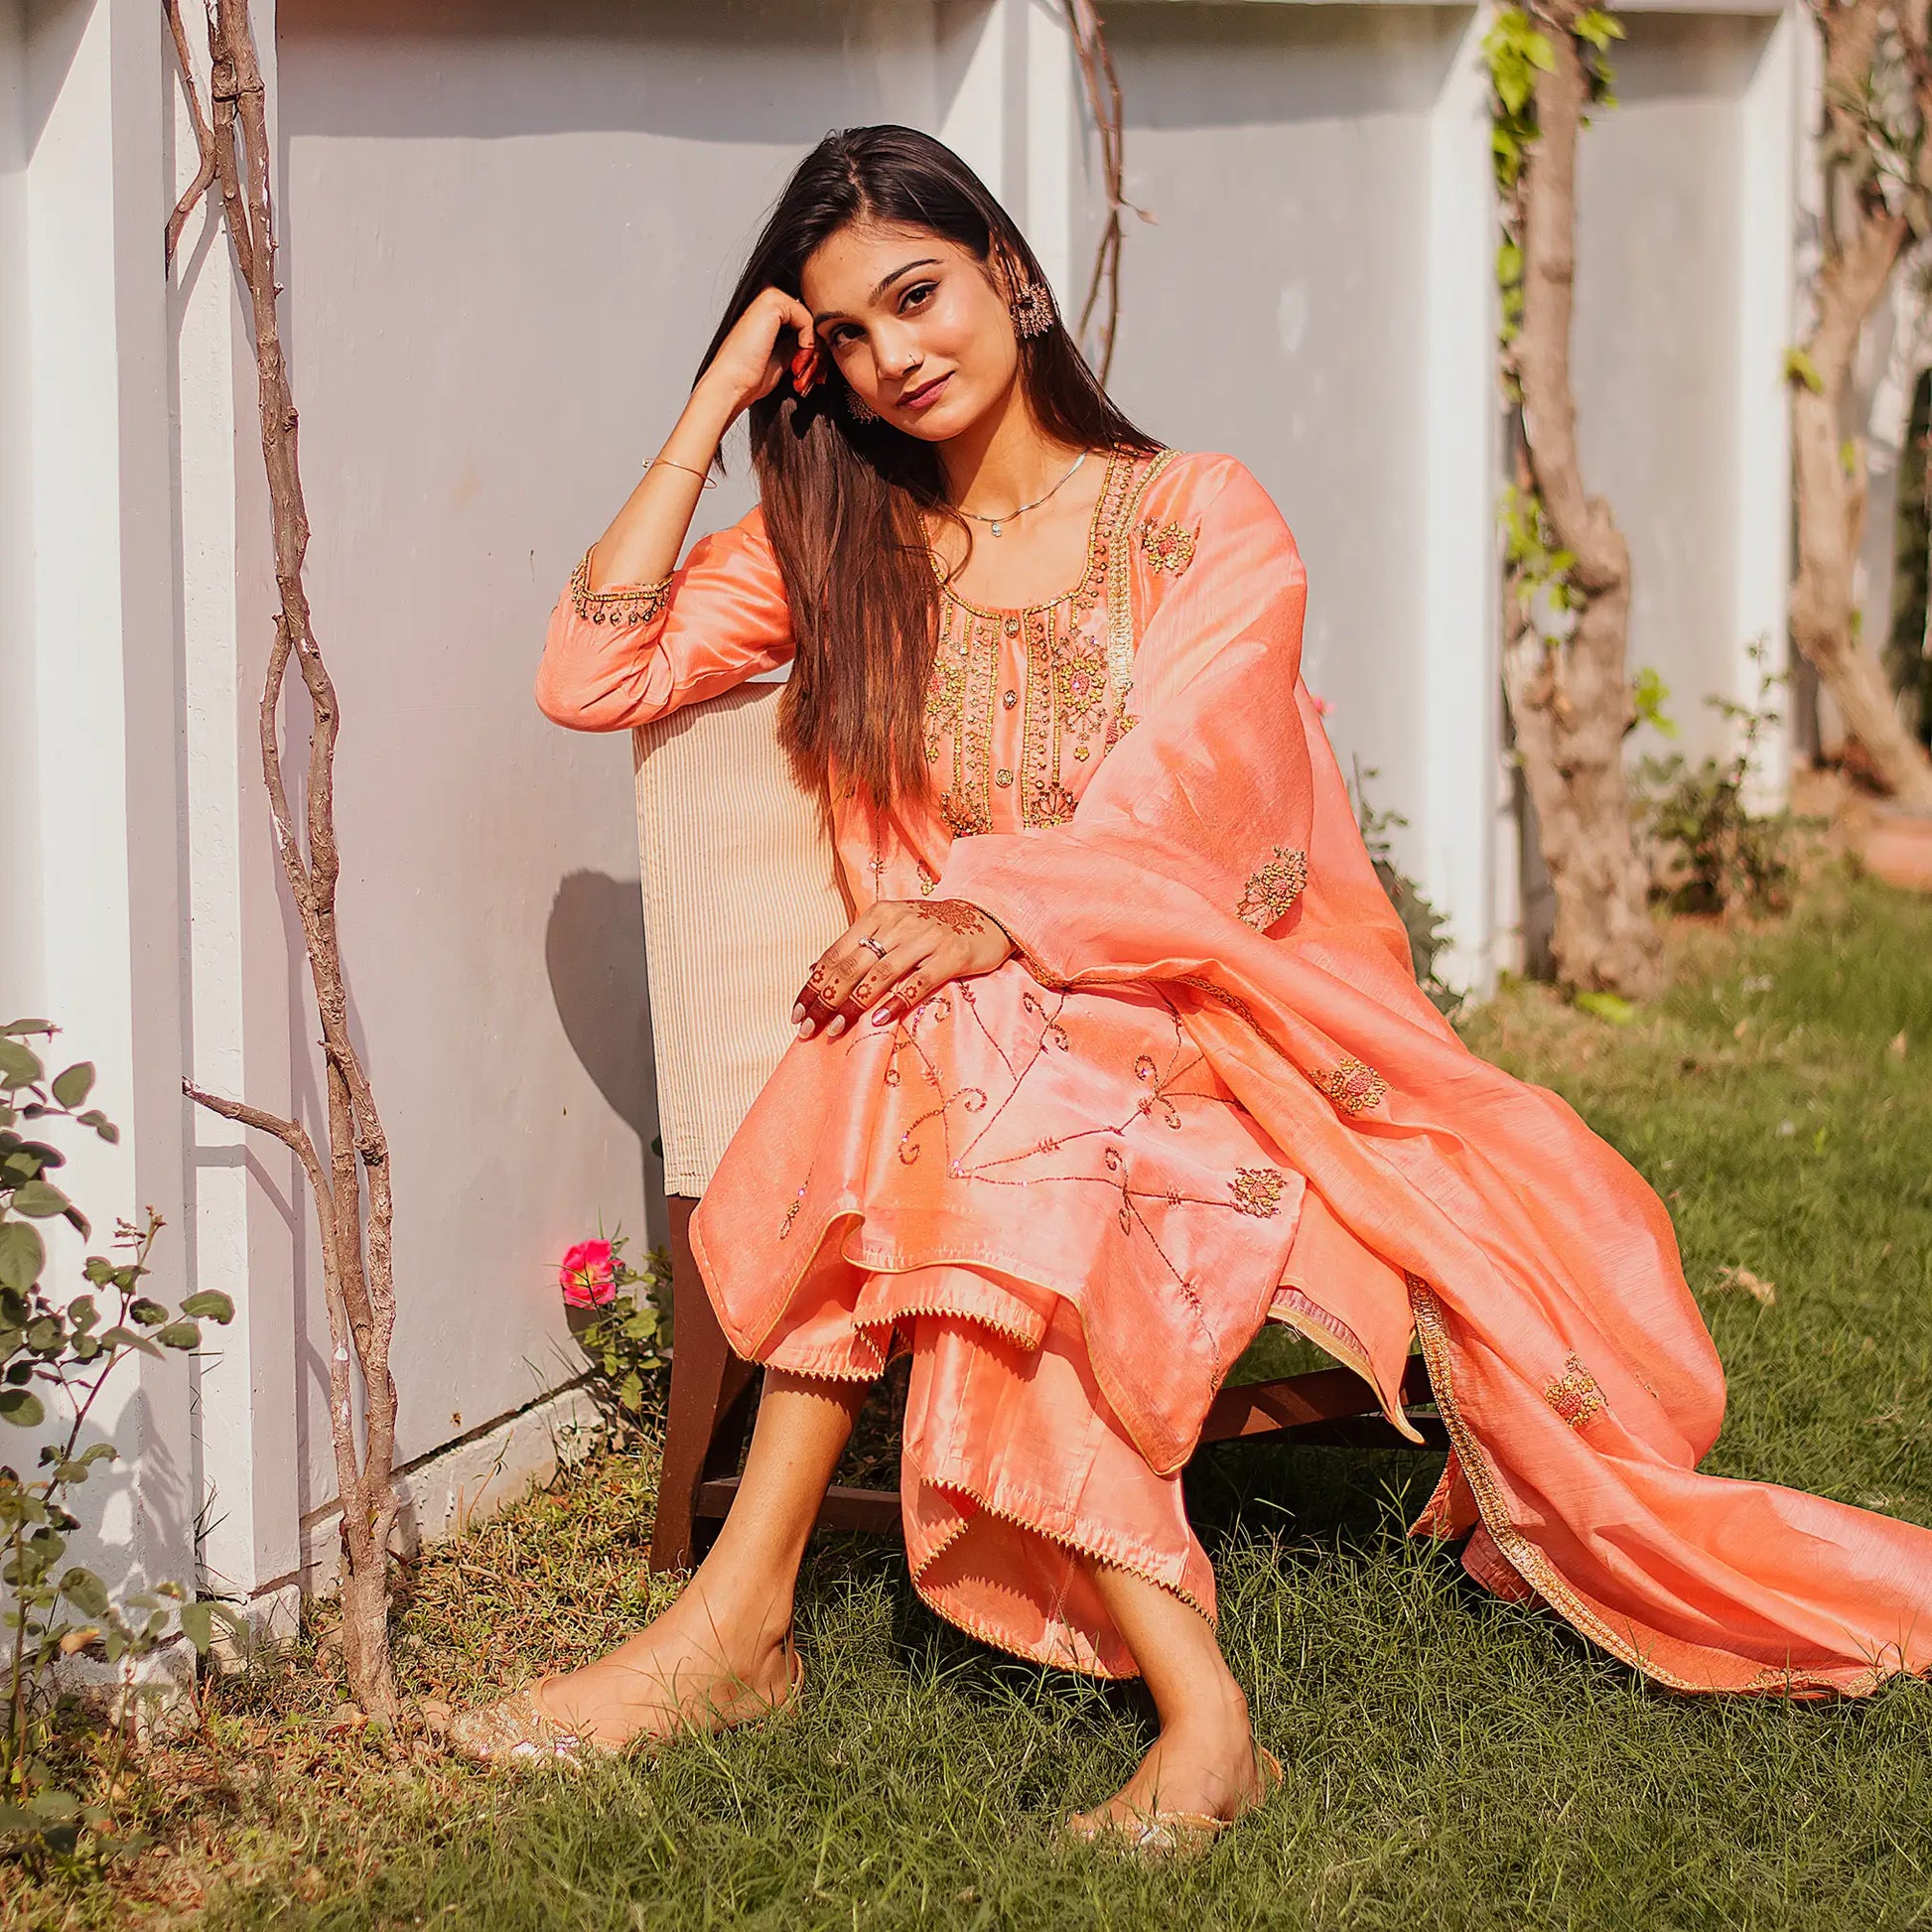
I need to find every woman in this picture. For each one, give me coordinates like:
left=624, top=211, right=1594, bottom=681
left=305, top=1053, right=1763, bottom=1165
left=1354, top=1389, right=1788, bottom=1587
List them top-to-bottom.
left=459, top=126, right=1932, bottom=1845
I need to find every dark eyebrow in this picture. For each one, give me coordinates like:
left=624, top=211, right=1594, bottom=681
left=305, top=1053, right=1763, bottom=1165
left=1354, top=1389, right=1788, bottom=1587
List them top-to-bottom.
left=812, top=258, right=942, bottom=326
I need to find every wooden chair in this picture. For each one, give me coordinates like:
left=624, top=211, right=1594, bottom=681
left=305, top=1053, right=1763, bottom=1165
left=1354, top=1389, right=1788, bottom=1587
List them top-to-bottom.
left=631, top=682, right=1447, bottom=1574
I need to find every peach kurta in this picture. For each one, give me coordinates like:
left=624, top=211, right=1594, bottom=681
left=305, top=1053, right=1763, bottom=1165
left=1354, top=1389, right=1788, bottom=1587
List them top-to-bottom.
left=539, top=447, right=1932, bottom=1694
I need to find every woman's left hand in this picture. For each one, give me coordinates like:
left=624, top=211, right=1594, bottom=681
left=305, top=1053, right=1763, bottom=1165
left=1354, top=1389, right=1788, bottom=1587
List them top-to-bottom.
left=792, top=899, right=1015, bottom=1039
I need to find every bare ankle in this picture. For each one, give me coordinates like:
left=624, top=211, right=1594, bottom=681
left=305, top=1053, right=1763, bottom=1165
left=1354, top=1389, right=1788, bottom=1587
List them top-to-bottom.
left=673, top=1567, right=794, bottom=1662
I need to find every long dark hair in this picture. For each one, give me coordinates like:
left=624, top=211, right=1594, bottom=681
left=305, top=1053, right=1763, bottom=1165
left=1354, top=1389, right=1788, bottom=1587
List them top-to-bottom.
left=698, top=125, right=1157, bottom=810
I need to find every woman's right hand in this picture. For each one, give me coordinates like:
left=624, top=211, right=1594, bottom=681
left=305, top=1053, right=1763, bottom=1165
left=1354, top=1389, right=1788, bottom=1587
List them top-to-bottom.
left=697, top=288, right=820, bottom=421
left=582, top=289, right=816, bottom=595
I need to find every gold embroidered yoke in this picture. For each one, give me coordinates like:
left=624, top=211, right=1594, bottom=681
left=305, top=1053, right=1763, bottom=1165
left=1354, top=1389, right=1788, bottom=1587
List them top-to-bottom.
left=923, top=446, right=1155, bottom=838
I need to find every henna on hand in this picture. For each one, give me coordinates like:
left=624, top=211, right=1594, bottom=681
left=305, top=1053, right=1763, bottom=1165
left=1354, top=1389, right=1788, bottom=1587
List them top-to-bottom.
left=915, top=898, right=988, bottom=936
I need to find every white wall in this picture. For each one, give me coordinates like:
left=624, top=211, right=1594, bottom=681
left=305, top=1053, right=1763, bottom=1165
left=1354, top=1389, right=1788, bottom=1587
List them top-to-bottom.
left=3, top=0, right=1804, bottom=1624
left=168, top=0, right=962, bottom=1601
left=1104, top=2, right=1500, bottom=986
left=1573, top=7, right=1780, bottom=763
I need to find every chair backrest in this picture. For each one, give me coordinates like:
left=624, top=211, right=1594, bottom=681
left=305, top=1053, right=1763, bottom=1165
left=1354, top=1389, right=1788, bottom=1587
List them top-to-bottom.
left=631, top=682, right=852, bottom=1196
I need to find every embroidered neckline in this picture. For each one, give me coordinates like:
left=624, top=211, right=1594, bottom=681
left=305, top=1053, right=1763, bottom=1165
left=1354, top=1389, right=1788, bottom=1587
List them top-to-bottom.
left=932, top=448, right=1151, bottom=621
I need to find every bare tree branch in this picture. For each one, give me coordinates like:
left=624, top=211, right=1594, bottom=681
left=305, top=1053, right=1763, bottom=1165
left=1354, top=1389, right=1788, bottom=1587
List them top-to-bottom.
left=162, top=0, right=216, bottom=270
left=175, top=0, right=404, bottom=1727
left=1063, top=0, right=1142, bottom=385
left=1789, top=0, right=1932, bottom=805
left=1492, top=2, right=1663, bottom=996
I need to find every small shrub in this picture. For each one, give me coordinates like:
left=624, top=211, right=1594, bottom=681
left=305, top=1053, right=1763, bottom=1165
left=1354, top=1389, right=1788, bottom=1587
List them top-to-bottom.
left=1634, top=640, right=1795, bottom=916
left=1350, top=761, right=1463, bottom=1018
left=0, top=1019, right=238, bottom=1865
left=558, top=1230, right=670, bottom=1449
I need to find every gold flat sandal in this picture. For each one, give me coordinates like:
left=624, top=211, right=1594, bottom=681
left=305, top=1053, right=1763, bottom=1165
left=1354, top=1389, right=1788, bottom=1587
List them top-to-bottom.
left=448, top=1635, right=806, bottom=1768
left=1063, top=1745, right=1284, bottom=1860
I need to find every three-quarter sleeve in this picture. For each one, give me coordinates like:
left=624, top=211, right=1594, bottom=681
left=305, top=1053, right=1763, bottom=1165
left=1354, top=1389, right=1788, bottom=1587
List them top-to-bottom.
left=534, top=503, right=794, bottom=732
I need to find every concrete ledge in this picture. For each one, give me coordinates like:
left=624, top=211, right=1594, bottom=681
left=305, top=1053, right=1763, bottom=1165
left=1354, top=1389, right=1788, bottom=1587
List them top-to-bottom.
left=294, top=1382, right=605, bottom=1598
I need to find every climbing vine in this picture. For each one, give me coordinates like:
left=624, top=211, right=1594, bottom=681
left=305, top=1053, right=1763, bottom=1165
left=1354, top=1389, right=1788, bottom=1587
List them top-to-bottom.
left=1486, top=4, right=1622, bottom=632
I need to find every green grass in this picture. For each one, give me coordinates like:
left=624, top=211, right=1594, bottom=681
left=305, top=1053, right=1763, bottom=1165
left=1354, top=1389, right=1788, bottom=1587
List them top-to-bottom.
left=15, top=867, right=1932, bottom=1931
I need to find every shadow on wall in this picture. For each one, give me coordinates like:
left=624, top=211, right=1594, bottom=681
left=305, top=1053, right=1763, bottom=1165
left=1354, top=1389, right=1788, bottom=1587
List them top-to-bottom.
left=544, top=870, right=667, bottom=1251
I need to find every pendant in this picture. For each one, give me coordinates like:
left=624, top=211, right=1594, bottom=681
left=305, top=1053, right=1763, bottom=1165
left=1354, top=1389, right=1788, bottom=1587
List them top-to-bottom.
left=990, top=521, right=1004, bottom=537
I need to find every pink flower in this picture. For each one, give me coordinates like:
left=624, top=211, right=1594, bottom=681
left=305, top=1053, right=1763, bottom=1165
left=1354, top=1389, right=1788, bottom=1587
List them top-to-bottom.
left=559, top=1239, right=618, bottom=1310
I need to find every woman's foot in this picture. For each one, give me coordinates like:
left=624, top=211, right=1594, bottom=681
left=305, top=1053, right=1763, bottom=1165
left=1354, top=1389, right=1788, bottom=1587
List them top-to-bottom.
left=452, top=1585, right=801, bottom=1762
left=1065, top=1686, right=1277, bottom=1851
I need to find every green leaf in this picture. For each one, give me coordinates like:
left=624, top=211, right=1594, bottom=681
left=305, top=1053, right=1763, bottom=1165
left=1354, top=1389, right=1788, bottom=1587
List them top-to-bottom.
left=1575, top=990, right=1638, bottom=1026
left=0, top=1021, right=52, bottom=1037
left=0, top=1040, right=44, bottom=1089
left=49, top=1063, right=93, bottom=1109
left=76, top=1111, right=118, bottom=1145
left=8, top=1178, right=68, bottom=1219
left=0, top=1222, right=44, bottom=1294
left=179, top=1290, right=235, bottom=1323
left=67, top=1295, right=97, bottom=1332
left=128, top=1298, right=169, bottom=1327
left=153, top=1319, right=201, bottom=1350
left=96, top=1326, right=162, bottom=1358
left=0, top=1388, right=44, bottom=1428
left=58, top=1568, right=110, bottom=1617
left=176, top=1598, right=240, bottom=1652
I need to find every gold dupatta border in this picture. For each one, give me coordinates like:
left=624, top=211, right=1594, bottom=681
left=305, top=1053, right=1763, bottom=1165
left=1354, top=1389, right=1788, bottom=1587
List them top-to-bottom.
left=1405, top=1279, right=1846, bottom=1697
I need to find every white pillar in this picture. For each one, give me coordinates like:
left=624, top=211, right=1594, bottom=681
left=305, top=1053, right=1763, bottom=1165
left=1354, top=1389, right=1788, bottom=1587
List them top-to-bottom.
left=7, top=0, right=194, bottom=1598
left=937, top=0, right=1010, bottom=197
left=1020, top=0, right=1075, bottom=310
left=1734, top=3, right=1798, bottom=808
left=1422, top=5, right=1503, bottom=997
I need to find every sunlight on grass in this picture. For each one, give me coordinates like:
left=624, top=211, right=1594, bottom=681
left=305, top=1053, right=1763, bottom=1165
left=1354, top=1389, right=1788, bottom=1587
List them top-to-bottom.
left=18, top=868, right=1932, bottom=1931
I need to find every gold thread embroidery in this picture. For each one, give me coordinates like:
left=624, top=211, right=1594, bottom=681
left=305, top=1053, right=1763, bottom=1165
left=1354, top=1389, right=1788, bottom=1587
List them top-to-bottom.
left=1105, top=451, right=1177, bottom=734
left=1138, top=520, right=1196, bottom=574
left=568, top=548, right=672, bottom=626
left=1019, top=605, right=1063, bottom=826
left=944, top=611, right=999, bottom=837
left=1236, top=847, right=1309, bottom=928
left=1311, top=1056, right=1386, bottom=1116
left=1229, top=1168, right=1288, bottom=1217
left=777, top=1185, right=806, bottom=1241
left=1543, top=1354, right=1605, bottom=1429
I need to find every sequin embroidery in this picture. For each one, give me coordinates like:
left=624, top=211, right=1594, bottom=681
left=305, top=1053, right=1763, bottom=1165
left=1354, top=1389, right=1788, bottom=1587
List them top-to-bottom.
left=1236, top=847, right=1310, bottom=929
left=1312, top=1057, right=1387, bottom=1117
left=1544, top=1352, right=1605, bottom=1429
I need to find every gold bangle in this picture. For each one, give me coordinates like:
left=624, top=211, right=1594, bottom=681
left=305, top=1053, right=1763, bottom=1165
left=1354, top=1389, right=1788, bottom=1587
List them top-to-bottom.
left=642, top=455, right=718, bottom=489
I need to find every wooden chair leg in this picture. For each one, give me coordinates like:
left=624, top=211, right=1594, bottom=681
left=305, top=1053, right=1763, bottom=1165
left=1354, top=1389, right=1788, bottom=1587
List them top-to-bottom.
left=648, top=1194, right=756, bottom=1573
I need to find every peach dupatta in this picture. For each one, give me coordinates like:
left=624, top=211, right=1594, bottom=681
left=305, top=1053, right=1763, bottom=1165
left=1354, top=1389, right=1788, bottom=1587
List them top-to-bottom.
left=927, top=460, right=1932, bottom=1696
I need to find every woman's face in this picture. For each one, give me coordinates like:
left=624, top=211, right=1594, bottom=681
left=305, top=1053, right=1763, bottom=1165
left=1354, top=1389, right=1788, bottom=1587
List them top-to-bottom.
left=799, top=220, right=1020, bottom=443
